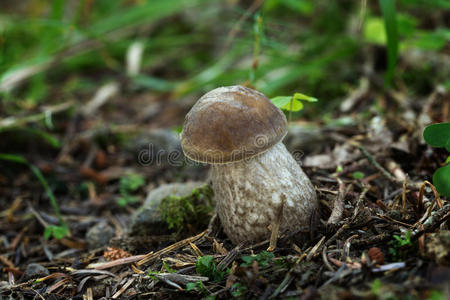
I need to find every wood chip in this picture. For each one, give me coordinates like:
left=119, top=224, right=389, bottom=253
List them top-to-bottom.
left=137, top=230, right=207, bottom=266
left=307, top=236, right=326, bottom=261
left=213, top=239, right=228, bottom=255
left=189, top=241, right=204, bottom=257
left=86, top=254, right=145, bottom=270
left=162, top=257, right=195, bottom=268
left=112, top=278, right=135, bottom=299
left=85, top=287, right=93, bottom=300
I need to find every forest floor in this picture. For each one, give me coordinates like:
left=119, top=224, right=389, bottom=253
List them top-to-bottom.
left=0, top=77, right=449, bottom=299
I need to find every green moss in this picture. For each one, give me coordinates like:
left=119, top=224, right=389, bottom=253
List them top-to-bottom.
left=159, top=184, right=214, bottom=234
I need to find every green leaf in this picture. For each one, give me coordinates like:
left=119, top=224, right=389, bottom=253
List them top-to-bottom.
left=379, top=0, right=399, bottom=85
left=364, top=17, right=386, bottom=45
left=407, top=30, right=448, bottom=51
left=132, top=75, right=175, bottom=92
left=293, top=92, right=318, bottom=102
left=271, top=93, right=317, bottom=112
left=271, top=96, right=292, bottom=108
left=284, top=100, right=303, bottom=112
left=423, top=123, right=450, bottom=151
left=24, top=128, right=60, bottom=148
left=0, top=153, right=27, bottom=164
left=433, top=164, right=450, bottom=197
left=352, top=171, right=365, bottom=180
left=121, top=174, right=145, bottom=191
left=117, top=197, right=128, bottom=207
left=44, top=225, right=69, bottom=240
left=52, top=225, right=69, bottom=239
left=44, top=227, right=52, bottom=240
left=241, top=251, right=274, bottom=267
left=196, top=255, right=214, bottom=275
left=195, top=256, right=225, bottom=282
left=162, top=261, right=176, bottom=273
left=371, top=279, right=382, bottom=294
left=186, top=282, right=198, bottom=291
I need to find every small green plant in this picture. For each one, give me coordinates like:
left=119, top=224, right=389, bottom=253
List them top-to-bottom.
left=271, top=92, right=318, bottom=113
left=423, top=123, right=450, bottom=196
left=0, top=153, right=69, bottom=239
left=352, top=171, right=365, bottom=180
left=117, top=173, right=145, bottom=206
left=159, top=185, right=214, bottom=234
left=44, top=225, right=69, bottom=240
left=388, top=230, right=416, bottom=261
left=241, top=251, right=274, bottom=267
left=195, top=255, right=226, bottom=282
left=162, top=261, right=176, bottom=273
left=147, top=269, right=160, bottom=282
left=371, top=279, right=382, bottom=295
left=185, top=280, right=213, bottom=298
left=231, top=282, right=248, bottom=297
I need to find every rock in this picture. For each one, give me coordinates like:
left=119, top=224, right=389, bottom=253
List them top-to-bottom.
left=284, top=124, right=328, bottom=154
left=130, top=129, right=183, bottom=167
left=303, top=143, right=359, bottom=169
left=127, top=182, right=205, bottom=236
left=86, top=221, right=115, bottom=249
left=24, top=263, right=49, bottom=279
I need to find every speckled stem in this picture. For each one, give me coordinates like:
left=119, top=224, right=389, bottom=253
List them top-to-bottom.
left=211, top=142, right=317, bottom=245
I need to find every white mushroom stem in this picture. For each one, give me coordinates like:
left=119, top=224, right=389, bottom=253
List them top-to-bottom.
left=211, top=142, right=317, bottom=245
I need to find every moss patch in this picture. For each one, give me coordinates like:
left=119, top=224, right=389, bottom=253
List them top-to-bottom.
left=159, top=184, right=214, bottom=234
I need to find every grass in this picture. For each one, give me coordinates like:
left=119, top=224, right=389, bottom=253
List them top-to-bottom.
left=1, top=0, right=447, bottom=110
left=0, top=153, right=69, bottom=239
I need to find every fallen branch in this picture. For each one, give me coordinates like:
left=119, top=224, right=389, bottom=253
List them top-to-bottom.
left=411, top=204, right=450, bottom=241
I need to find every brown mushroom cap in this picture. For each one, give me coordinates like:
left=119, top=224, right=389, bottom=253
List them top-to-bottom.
left=180, top=85, right=287, bottom=164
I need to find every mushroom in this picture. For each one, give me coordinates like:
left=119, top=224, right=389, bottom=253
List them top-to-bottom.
left=180, top=86, right=317, bottom=245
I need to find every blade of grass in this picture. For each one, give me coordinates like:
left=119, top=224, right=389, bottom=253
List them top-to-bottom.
left=379, top=0, right=398, bottom=86
left=0, top=128, right=61, bottom=148
left=0, top=153, right=69, bottom=237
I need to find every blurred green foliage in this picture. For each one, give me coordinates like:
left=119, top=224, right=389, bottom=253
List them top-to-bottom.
left=1, top=0, right=448, bottom=113
left=423, top=123, right=450, bottom=196
left=117, top=173, right=145, bottom=206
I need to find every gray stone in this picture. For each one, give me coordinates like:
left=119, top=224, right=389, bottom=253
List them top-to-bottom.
left=284, top=124, right=326, bottom=154
left=130, top=129, right=183, bottom=167
left=128, top=182, right=205, bottom=236
left=86, top=221, right=114, bottom=249
left=25, top=263, right=49, bottom=279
